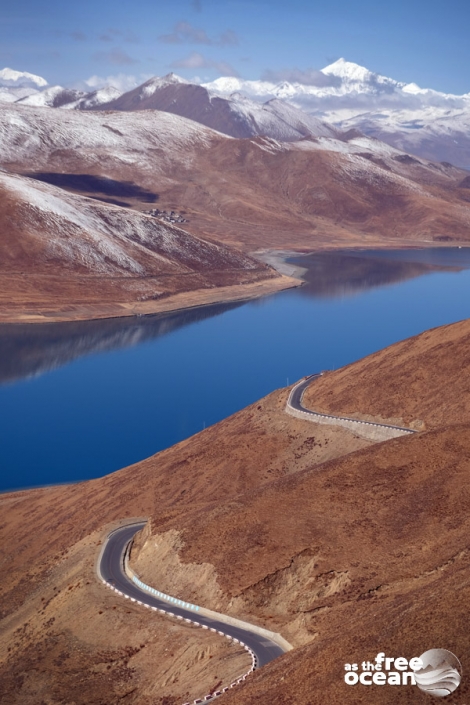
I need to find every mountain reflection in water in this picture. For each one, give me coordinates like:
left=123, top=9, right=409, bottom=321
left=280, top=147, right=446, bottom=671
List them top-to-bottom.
left=2, top=246, right=470, bottom=491
left=288, top=247, right=470, bottom=299
left=1, top=248, right=470, bottom=387
left=0, top=302, right=242, bottom=386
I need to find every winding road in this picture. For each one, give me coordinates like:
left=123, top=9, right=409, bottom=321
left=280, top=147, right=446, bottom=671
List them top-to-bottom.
left=287, top=373, right=416, bottom=440
left=97, top=375, right=415, bottom=701
left=98, top=522, right=287, bottom=699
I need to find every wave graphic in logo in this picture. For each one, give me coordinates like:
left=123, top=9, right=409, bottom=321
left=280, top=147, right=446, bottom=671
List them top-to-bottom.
left=414, top=649, right=462, bottom=698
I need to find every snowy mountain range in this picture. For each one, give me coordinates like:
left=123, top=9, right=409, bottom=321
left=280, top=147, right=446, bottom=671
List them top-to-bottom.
left=203, top=58, right=470, bottom=117
left=201, top=59, right=470, bottom=167
left=1, top=60, right=469, bottom=166
left=91, top=73, right=338, bottom=141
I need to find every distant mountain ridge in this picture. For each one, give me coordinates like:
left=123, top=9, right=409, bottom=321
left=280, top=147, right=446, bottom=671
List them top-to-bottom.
left=203, top=58, right=470, bottom=113
left=1, top=59, right=469, bottom=165
left=201, top=59, right=470, bottom=167
left=0, top=68, right=338, bottom=142
left=88, top=73, right=338, bottom=141
left=16, top=85, right=123, bottom=110
left=17, top=86, right=87, bottom=108
left=1, top=100, right=468, bottom=256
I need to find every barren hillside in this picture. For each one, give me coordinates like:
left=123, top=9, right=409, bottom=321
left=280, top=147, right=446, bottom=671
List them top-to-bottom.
left=1, top=104, right=469, bottom=255
left=0, top=170, right=291, bottom=322
left=302, top=317, right=470, bottom=429
left=2, top=319, right=470, bottom=703
left=0, top=389, right=370, bottom=704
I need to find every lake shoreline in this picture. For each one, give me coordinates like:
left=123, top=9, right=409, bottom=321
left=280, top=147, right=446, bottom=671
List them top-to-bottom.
left=3, top=242, right=469, bottom=326
left=253, top=243, right=470, bottom=280
left=2, top=245, right=470, bottom=493
left=0, top=274, right=301, bottom=326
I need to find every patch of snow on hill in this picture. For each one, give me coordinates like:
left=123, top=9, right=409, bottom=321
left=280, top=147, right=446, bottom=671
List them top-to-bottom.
left=137, top=73, right=189, bottom=100
left=0, top=86, right=39, bottom=104
left=17, top=86, right=87, bottom=108
left=64, top=86, right=123, bottom=110
left=0, top=103, right=218, bottom=169
left=335, top=104, right=470, bottom=166
left=339, top=153, right=426, bottom=195
left=0, top=167, right=257, bottom=277
left=0, top=171, right=147, bottom=274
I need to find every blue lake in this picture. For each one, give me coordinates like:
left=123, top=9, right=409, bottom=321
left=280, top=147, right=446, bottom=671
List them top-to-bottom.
left=1, top=247, right=470, bottom=493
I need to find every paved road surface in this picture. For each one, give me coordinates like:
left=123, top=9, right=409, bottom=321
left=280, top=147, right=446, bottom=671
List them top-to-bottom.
left=288, top=373, right=322, bottom=410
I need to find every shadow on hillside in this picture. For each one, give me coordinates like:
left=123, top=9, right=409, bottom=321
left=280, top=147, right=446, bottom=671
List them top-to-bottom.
left=27, top=172, right=159, bottom=203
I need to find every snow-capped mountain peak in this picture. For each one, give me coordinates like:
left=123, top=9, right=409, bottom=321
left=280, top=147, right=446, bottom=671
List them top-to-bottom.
left=321, top=57, right=401, bottom=90
left=322, top=58, right=375, bottom=81
left=0, top=67, right=48, bottom=88
left=162, top=72, right=187, bottom=84
left=138, top=73, right=188, bottom=98
left=272, top=81, right=297, bottom=99
left=70, top=85, right=123, bottom=110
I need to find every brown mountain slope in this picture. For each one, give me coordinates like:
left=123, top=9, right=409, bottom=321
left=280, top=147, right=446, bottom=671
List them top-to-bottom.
left=1, top=104, right=470, bottom=254
left=172, top=136, right=470, bottom=250
left=0, top=171, right=292, bottom=322
left=302, top=317, right=470, bottom=429
left=2, top=319, right=470, bottom=703
left=0, top=389, right=369, bottom=704
left=144, top=424, right=470, bottom=705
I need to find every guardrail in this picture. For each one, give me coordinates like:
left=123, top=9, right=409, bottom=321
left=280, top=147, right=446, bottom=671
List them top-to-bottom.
left=286, top=375, right=417, bottom=442
left=99, top=527, right=291, bottom=703
left=124, top=539, right=292, bottom=653
left=124, top=542, right=201, bottom=609
left=102, top=571, right=258, bottom=703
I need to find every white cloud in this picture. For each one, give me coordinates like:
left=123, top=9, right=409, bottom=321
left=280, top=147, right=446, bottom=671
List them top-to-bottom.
left=171, top=52, right=239, bottom=76
left=262, top=67, right=340, bottom=87
left=84, top=73, right=152, bottom=92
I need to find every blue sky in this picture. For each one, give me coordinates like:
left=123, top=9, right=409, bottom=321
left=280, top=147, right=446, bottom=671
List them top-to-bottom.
left=1, top=0, right=469, bottom=93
